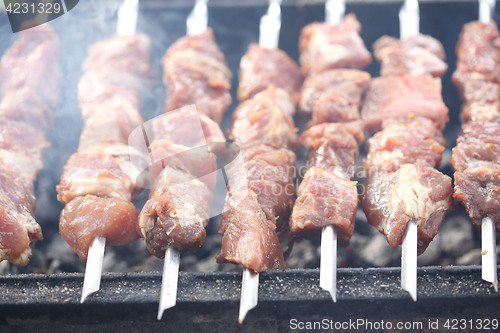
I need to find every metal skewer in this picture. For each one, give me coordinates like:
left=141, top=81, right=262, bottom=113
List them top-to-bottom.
left=80, top=0, right=139, bottom=304
left=157, top=0, right=209, bottom=320
left=238, top=0, right=282, bottom=323
left=318, top=0, right=345, bottom=303
left=399, top=0, right=419, bottom=301
left=478, top=0, right=498, bottom=292
left=482, top=217, right=498, bottom=291
left=81, top=236, right=106, bottom=303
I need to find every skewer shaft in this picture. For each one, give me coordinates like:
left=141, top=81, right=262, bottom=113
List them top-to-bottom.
left=117, top=0, right=139, bottom=36
left=187, top=0, right=209, bottom=36
left=259, top=0, right=282, bottom=48
left=325, top=0, right=345, bottom=25
left=398, top=0, right=419, bottom=302
left=399, top=0, right=419, bottom=39
left=479, top=0, right=496, bottom=24
left=481, top=217, right=498, bottom=291
left=401, top=220, right=417, bottom=301
left=320, top=225, right=337, bottom=302
left=81, top=236, right=106, bottom=303
left=158, top=246, right=181, bottom=320
left=239, top=268, right=259, bottom=323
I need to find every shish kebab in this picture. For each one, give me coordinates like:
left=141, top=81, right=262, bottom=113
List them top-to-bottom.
left=56, top=0, right=153, bottom=302
left=135, top=0, right=232, bottom=319
left=216, top=0, right=303, bottom=323
left=290, top=0, right=371, bottom=302
left=360, top=0, right=453, bottom=301
left=451, top=0, right=499, bottom=291
left=0, top=25, right=61, bottom=266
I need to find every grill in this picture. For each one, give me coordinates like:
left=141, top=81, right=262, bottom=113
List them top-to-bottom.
left=1, top=0, right=499, bottom=331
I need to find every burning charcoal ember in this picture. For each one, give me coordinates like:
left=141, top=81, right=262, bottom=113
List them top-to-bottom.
left=299, top=13, right=371, bottom=75
left=0, top=26, right=60, bottom=265
left=163, top=28, right=232, bottom=123
left=57, top=34, right=153, bottom=260
left=373, top=34, right=447, bottom=77
left=238, top=43, right=304, bottom=103
left=299, top=69, right=370, bottom=125
left=360, top=74, right=449, bottom=134
left=229, top=87, right=299, bottom=149
left=363, top=118, right=446, bottom=178
left=361, top=161, right=453, bottom=255
left=439, top=215, right=474, bottom=258
left=358, top=232, right=401, bottom=267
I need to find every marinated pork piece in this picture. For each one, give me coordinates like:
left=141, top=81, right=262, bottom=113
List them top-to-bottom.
left=299, top=13, right=372, bottom=75
left=452, top=20, right=500, bottom=92
left=0, top=25, right=61, bottom=134
left=0, top=26, right=60, bottom=265
left=163, top=28, right=232, bottom=123
left=78, top=34, right=152, bottom=109
left=373, top=34, right=447, bottom=77
left=238, top=43, right=304, bottom=102
left=299, top=69, right=370, bottom=125
left=361, top=74, right=449, bottom=133
left=460, top=78, right=500, bottom=122
left=230, top=87, right=299, bottom=149
left=78, top=99, right=145, bottom=150
left=152, top=109, right=226, bottom=149
left=0, top=118, right=49, bottom=182
left=364, top=118, right=446, bottom=178
left=451, top=121, right=500, bottom=228
left=451, top=121, right=500, bottom=173
left=300, top=122, right=364, bottom=179
left=147, top=139, right=218, bottom=189
left=57, top=143, right=146, bottom=204
left=222, top=143, right=296, bottom=232
left=361, top=161, right=453, bottom=254
left=139, top=167, right=213, bottom=257
left=290, top=167, right=358, bottom=246
left=0, top=168, right=41, bottom=265
left=217, top=190, right=285, bottom=273
left=60, top=195, right=139, bottom=261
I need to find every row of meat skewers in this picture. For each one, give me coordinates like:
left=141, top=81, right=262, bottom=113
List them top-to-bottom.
left=0, top=0, right=499, bottom=322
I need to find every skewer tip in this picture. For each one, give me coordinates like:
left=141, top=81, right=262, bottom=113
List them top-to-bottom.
left=481, top=217, right=498, bottom=292
left=401, top=221, right=418, bottom=302
left=320, top=225, right=337, bottom=303
left=80, top=236, right=106, bottom=303
left=157, top=246, right=180, bottom=320
left=238, top=269, right=259, bottom=323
